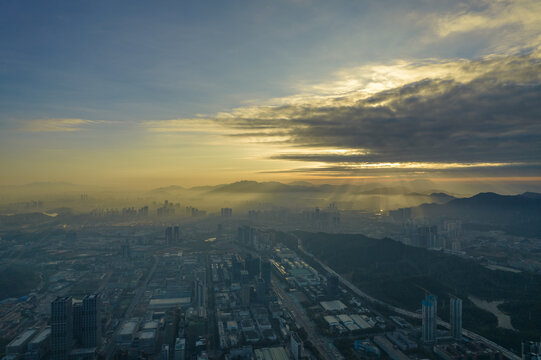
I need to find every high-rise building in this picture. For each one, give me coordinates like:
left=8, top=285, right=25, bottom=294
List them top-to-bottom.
left=138, top=205, right=149, bottom=216
left=221, top=208, right=232, bottom=217
left=165, top=226, right=173, bottom=244
left=173, top=226, right=180, bottom=242
left=237, top=226, right=255, bottom=246
left=417, top=226, right=438, bottom=248
left=121, top=240, right=131, bottom=259
left=231, top=255, right=243, bottom=281
left=245, top=255, right=260, bottom=278
left=261, top=260, right=271, bottom=288
left=255, top=278, right=267, bottom=304
left=194, top=280, right=205, bottom=308
left=241, top=285, right=251, bottom=306
left=81, top=294, right=101, bottom=347
left=422, top=294, right=437, bottom=343
left=51, top=296, right=73, bottom=360
left=450, top=297, right=462, bottom=340
left=72, top=302, right=83, bottom=345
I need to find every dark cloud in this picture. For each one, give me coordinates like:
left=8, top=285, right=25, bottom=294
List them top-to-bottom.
left=217, top=52, right=541, bottom=173
left=259, top=164, right=541, bottom=177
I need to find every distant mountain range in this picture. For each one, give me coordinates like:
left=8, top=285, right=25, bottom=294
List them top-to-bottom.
left=148, top=180, right=454, bottom=197
left=417, top=191, right=541, bottom=213
left=405, top=192, right=541, bottom=236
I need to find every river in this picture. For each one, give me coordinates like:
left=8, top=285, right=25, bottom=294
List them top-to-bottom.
left=468, top=296, right=516, bottom=331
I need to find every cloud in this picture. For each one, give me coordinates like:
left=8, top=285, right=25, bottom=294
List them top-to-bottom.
left=430, top=0, right=541, bottom=53
left=140, top=49, right=541, bottom=178
left=197, top=51, right=541, bottom=176
left=20, top=118, right=108, bottom=132
left=142, top=118, right=225, bottom=134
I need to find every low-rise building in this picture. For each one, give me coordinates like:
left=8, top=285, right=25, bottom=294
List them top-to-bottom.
left=6, top=328, right=38, bottom=355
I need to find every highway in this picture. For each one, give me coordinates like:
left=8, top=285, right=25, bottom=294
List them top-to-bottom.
left=294, top=235, right=521, bottom=360
left=104, top=256, right=158, bottom=360
left=271, top=277, right=343, bottom=360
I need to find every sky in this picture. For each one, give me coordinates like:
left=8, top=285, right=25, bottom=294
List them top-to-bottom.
left=1, top=0, right=540, bottom=189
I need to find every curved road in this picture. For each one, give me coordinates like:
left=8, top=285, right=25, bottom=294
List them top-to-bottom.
left=294, top=235, right=520, bottom=360
left=104, top=256, right=158, bottom=360
left=272, top=277, right=343, bottom=360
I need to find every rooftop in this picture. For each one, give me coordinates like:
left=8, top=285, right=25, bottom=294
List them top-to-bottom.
left=320, top=300, right=347, bottom=311
left=119, top=320, right=139, bottom=336
left=29, top=327, right=51, bottom=345
left=7, top=328, right=38, bottom=349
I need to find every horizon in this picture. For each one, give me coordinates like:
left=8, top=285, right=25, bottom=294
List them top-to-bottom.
left=3, top=177, right=541, bottom=194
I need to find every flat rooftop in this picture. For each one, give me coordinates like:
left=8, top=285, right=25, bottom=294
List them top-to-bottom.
left=149, top=297, right=190, bottom=308
left=320, top=300, right=347, bottom=311
left=119, top=320, right=138, bottom=336
left=29, top=327, right=51, bottom=345
left=8, top=328, right=38, bottom=348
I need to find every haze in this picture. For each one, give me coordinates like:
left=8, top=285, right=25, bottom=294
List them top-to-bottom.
left=2, top=2, right=541, bottom=360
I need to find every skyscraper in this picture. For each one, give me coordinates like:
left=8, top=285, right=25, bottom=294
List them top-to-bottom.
left=220, top=208, right=232, bottom=217
left=165, top=226, right=173, bottom=244
left=173, top=226, right=180, bottom=242
left=417, top=226, right=438, bottom=248
left=231, top=255, right=243, bottom=280
left=245, top=255, right=260, bottom=278
left=261, top=260, right=271, bottom=287
left=255, top=277, right=267, bottom=304
left=194, top=280, right=205, bottom=308
left=241, top=284, right=251, bottom=306
left=81, top=294, right=101, bottom=347
left=422, top=294, right=437, bottom=343
left=51, top=296, right=73, bottom=360
left=450, top=297, right=462, bottom=340
left=72, top=302, right=83, bottom=345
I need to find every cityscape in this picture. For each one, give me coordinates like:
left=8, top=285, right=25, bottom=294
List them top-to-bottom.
left=2, top=1, right=541, bottom=360
left=1, top=194, right=541, bottom=360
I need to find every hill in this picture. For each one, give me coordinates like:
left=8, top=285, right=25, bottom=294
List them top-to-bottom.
left=407, top=192, right=541, bottom=236
left=298, top=231, right=541, bottom=350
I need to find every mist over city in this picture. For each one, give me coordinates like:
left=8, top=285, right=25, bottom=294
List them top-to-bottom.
left=1, top=1, right=541, bottom=360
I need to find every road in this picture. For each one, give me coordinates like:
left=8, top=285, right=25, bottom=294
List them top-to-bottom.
left=294, top=235, right=521, bottom=360
left=104, top=256, right=158, bottom=360
left=272, top=276, right=343, bottom=360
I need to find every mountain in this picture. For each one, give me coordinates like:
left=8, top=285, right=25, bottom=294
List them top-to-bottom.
left=147, top=180, right=454, bottom=196
left=287, top=180, right=316, bottom=187
left=208, top=181, right=316, bottom=193
left=146, top=185, right=188, bottom=195
left=362, top=187, right=412, bottom=195
left=409, top=192, right=541, bottom=236
left=415, top=192, right=541, bottom=213
left=428, top=192, right=456, bottom=204
left=447, top=192, right=541, bottom=210
left=521, top=192, right=541, bottom=199
left=298, top=231, right=541, bottom=350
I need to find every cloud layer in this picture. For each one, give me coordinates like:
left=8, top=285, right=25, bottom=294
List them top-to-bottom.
left=162, top=50, right=541, bottom=176
left=20, top=118, right=108, bottom=132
